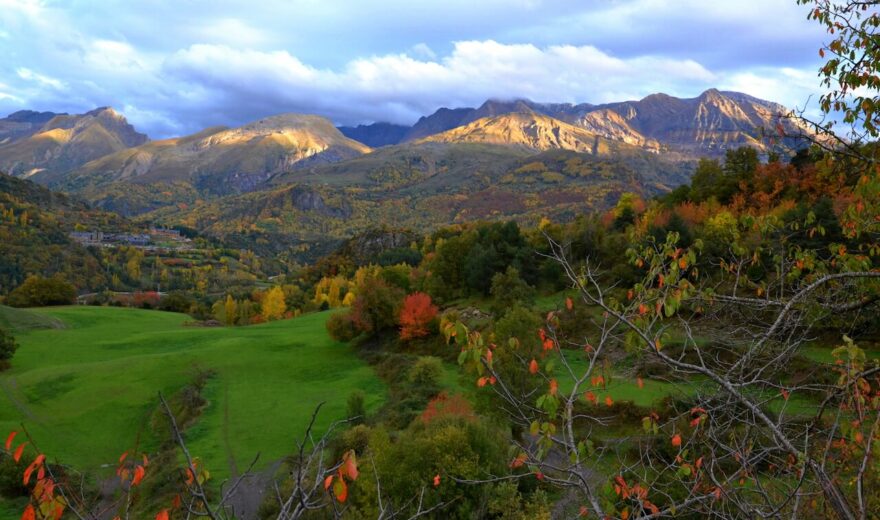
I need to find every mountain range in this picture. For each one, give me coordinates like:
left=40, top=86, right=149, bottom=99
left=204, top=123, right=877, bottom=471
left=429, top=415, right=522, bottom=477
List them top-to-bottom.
left=0, top=89, right=815, bottom=260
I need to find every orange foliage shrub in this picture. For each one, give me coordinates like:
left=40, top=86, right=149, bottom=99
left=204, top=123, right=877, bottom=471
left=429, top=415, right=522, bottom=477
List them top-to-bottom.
left=399, top=292, right=438, bottom=340
left=419, top=392, right=474, bottom=424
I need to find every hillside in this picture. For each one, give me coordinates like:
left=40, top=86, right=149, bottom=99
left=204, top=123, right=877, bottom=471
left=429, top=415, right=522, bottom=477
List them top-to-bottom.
left=572, top=89, right=812, bottom=155
left=0, top=108, right=148, bottom=178
left=417, top=111, right=634, bottom=154
left=56, top=114, right=371, bottom=197
left=142, top=144, right=691, bottom=261
left=0, top=172, right=130, bottom=293
left=0, top=307, right=385, bottom=482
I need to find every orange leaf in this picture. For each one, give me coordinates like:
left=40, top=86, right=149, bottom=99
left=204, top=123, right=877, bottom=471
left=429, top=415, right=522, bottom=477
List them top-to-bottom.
left=565, top=297, right=573, bottom=310
left=529, top=359, right=539, bottom=374
left=477, top=377, right=488, bottom=387
left=636, top=377, right=644, bottom=389
left=549, top=379, right=558, bottom=396
left=780, top=389, right=790, bottom=401
left=584, top=391, right=597, bottom=404
left=605, top=396, right=614, bottom=407
left=5, top=431, right=17, bottom=451
left=671, top=434, right=682, bottom=448
left=13, top=442, right=26, bottom=463
left=343, top=450, right=358, bottom=480
left=119, top=452, right=128, bottom=464
left=143, top=454, right=149, bottom=467
left=696, top=456, right=703, bottom=469
left=23, top=464, right=35, bottom=486
left=132, top=465, right=146, bottom=486
left=433, top=474, right=441, bottom=487
left=323, top=475, right=334, bottom=490
left=712, top=487, right=722, bottom=500
left=171, top=494, right=182, bottom=509
left=21, top=504, right=35, bottom=520
left=155, top=510, right=169, bottom=520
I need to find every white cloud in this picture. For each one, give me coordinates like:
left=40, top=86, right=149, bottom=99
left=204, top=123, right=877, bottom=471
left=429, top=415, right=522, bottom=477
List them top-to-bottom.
left=0, top=0, right=831, bottom=137
left=157, top=40, right=724, bottom=130
left=16, top=68, right=65, bottom=90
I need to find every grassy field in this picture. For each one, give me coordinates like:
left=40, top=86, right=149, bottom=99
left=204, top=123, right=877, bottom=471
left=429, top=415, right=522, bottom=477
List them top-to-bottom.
left=0, top=306, right=385, bottom=480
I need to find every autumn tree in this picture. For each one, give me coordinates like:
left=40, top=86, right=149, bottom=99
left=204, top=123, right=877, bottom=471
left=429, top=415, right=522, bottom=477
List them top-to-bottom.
left=447, top=4, right=880, bottom=517
left=6, top=275, right=76, bottom=307
left=261, top=286, right=287, bottom=321
left=399, top=292, right=438, bottom=340
left=223, top=294, right=237, bottom=326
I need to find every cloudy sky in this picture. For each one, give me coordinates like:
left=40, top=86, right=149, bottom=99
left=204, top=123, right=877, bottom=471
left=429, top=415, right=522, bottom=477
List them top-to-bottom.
left=0, top=0, right=830, bottom=138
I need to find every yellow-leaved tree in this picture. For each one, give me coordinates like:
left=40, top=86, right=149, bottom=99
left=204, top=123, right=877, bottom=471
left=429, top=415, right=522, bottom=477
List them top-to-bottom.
left=261, top=286, right=287, bottom=321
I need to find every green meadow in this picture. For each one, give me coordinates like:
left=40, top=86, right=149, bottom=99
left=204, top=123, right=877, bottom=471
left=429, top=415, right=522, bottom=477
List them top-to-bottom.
left=0, top=306, right=385, bottom=479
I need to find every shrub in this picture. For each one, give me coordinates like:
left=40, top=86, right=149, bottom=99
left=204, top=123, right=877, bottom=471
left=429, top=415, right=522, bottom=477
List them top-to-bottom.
left=6, top=275, right=76, bottom=307
left=326, top=312, right=359, bottom=342
left=0, top=327, right=18, bottom=371
left=347, top=390, right=366, bottom=425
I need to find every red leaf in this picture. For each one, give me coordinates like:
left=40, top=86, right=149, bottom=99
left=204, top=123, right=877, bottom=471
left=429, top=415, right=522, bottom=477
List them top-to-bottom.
left=565, top=297, right=573, bottom=310
left=529, top=359, right=539, bottom=374
left=605, top=396, right=614, bottom=407
left=5, top=431, right=17, bottom=451
left=671, top=434, right=682, bottom=448
left=13, top=442, right=27, bottom=463
left=343, top=450, right=358, bottom=480
left=119, top=452, right=128, bottom=464
left=23, top=464, right=36, bottom=486
left=132, top=465, right=146, bottom=486
left=433, top=474, right=441, bottom=487
left=171, top=494, right=182, bottom=509
left=21, top=504, right=35, bottom=520
left=155, top=510, right=169, bottom=520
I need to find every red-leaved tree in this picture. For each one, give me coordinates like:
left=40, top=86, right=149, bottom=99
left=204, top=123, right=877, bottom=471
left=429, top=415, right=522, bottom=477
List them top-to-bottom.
left=398, top=292, right=438, bottom=341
